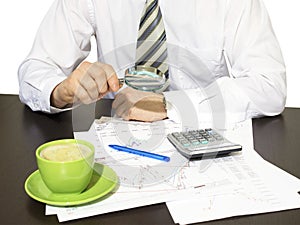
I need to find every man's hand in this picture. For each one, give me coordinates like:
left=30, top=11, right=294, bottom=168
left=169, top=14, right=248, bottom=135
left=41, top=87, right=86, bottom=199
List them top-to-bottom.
left=50, top=61, right=120, bottom=108
left=112, top=87, right=167, bottom=122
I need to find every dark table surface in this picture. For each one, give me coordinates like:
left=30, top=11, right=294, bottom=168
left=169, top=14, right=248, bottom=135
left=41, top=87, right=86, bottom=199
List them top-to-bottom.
left=0, top=94, right=299, bottom=225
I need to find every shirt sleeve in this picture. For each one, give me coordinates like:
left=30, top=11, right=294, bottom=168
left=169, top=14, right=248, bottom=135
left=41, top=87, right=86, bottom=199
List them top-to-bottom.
left=18, top=0, right=95, bottom=113
left=165, top=0, right=286, bottom=125
left=223, top=0, right=286, bottom=118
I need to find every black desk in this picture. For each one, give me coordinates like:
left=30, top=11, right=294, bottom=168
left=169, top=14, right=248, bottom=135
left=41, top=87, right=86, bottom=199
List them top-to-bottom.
left=0, top=94, right=299, bottom=225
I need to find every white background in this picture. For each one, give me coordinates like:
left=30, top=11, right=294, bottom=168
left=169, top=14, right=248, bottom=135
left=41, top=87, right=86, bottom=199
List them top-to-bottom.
left=0, top=0, right=299, bottom=107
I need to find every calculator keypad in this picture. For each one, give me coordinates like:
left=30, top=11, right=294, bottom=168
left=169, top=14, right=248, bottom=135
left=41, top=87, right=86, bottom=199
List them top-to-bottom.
left=167, top=128, right=242, bottom=158
left=171, top=129, right=224, bottom=149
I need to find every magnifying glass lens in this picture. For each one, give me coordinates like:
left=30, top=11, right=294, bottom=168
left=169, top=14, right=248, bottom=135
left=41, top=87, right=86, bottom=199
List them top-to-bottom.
left=123, top=66, right=168, bottom=92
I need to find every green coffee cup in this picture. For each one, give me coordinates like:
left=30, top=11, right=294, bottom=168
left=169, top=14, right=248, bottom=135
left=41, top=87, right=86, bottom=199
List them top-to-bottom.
left=36, top=139, right=95, bottom=194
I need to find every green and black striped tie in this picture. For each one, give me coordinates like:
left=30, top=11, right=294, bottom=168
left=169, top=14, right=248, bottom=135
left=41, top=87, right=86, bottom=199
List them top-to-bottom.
left=136, top=0, right=168, bottom=77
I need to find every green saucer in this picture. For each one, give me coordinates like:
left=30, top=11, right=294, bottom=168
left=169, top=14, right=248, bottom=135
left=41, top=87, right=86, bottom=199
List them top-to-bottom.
left=24, top=163, right=118, bottom=206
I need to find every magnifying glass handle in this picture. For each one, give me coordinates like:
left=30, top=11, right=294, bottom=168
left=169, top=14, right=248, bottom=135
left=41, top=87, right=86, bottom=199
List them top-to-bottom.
left=118, top=78, right=124, bottom=87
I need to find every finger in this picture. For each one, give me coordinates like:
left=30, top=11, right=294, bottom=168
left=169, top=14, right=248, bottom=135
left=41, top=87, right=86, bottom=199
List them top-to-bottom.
left=76, top=61, right=99, bottom=99
left=77, top=61, right=92, bottom=72
left=89, top=62, right=117, bottom=93
left=85, top=63, right=108, bottom=94
left=98, top=63, right=119, bottom=92
left=79, top=73, right=99, bottom=100
left=107, top=74, right=120, bottom=92
left=74, top=84, right=93, bottom=104
left=97, top=89, right=109, bottom=100
left=72, top=95, right=80, bottom=105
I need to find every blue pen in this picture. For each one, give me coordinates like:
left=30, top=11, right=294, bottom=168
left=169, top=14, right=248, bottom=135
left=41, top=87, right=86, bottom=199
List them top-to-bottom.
left=108, top=145, right=170, bottom=162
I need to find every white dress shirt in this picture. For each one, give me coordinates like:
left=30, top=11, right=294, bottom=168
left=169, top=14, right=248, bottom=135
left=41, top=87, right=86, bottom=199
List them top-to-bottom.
left=18, top=0, right=286, bottom=125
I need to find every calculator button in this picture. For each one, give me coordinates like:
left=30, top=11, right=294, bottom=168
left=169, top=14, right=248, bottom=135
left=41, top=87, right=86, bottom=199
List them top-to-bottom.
left=175, top=135, right=184, bottom=139
left=174, top=136, right=183, bottom=140
left=184, top=136, right=193, bottom=139
left=192, top=141, right=201, bottom=145
left=182, top=143, right=191, bottom=147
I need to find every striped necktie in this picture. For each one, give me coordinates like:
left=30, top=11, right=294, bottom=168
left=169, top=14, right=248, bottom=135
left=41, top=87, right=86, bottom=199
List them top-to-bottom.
left=136, top=0, right=168, bottom=77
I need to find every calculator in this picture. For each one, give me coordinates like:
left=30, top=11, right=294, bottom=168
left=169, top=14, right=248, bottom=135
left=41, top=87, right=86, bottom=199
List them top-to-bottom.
left=167, top=128, right=242, bottom=159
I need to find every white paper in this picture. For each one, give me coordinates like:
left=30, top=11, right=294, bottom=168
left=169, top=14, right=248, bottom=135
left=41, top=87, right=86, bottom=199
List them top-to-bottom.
left=46, top=118, right=250, bottom=221
left=48, top=118, right=198, bottom=222
left=166, top=139, right=300, bottom=224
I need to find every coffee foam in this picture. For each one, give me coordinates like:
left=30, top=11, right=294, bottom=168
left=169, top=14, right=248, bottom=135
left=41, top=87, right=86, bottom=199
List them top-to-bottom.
left=40, top=143, right=91, bottom=162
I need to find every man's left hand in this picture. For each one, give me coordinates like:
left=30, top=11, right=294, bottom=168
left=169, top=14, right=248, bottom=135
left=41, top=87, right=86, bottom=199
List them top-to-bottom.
left=112, top=87, right=167, bottom=122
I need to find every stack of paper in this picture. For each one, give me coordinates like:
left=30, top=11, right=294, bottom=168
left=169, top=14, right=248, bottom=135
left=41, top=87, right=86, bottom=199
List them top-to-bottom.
left=46, top=118, right=300, bottom=224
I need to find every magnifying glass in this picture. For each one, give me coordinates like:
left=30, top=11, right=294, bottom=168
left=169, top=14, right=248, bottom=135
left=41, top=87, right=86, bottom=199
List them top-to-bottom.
left=119, top=65, right=169, bottom=93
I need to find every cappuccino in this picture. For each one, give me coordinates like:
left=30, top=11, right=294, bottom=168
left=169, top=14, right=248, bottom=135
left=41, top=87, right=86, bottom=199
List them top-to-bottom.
left=40, top=143, right=91, bottom=162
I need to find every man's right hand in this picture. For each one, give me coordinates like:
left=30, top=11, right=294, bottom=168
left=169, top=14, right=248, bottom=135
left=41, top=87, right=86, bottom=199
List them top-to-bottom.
left=50, top=61, right=120, bottom=108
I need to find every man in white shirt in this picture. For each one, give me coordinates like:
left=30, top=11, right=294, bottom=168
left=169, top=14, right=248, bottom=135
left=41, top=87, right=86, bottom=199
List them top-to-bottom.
left=18, top=0, right=286, bottom=124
